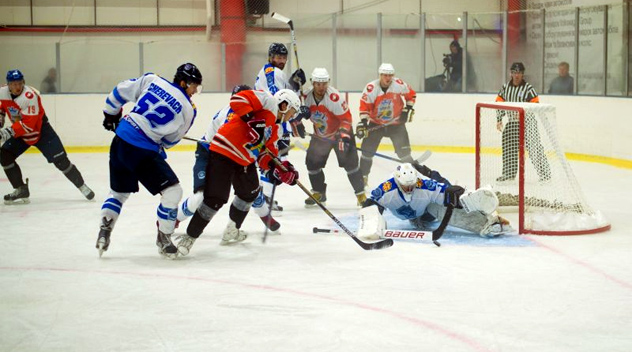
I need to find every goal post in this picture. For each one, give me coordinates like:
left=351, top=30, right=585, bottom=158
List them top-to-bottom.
left=475, top=102, right=610, bottom=235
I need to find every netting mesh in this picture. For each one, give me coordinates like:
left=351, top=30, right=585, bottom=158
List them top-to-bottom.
left=476, top=102, right=609, bottom=235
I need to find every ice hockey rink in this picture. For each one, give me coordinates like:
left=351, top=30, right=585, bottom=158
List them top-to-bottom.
left=1, top=148, right=630, bottom=352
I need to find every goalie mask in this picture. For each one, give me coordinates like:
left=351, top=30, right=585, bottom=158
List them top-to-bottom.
left=394, top=163, right=418, bottom=202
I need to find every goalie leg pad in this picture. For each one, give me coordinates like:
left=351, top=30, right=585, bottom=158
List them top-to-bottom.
left=459, top=186, right=499, bottom=214
left=357, top=204, right=386, bottom=240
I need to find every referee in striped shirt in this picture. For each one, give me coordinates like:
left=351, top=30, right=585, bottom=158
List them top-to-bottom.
left=495, top=62, right=550, bottom=182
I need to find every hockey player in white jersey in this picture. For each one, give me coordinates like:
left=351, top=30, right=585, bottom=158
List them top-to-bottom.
left=253, top=42, right=309, bottom=211
left=96, top=63, right=202, bottom=259
left=176, top=84, right=281, bottom=232
left=358, top=163, right=512, bottom=240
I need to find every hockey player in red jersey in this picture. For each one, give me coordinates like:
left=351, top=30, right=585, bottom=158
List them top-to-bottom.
left=356, top=63, right=416, bottom=186
left=301, top=68, right=366, bottom=207
left=0, top=69, right=94, bottom=204
left=176, top=89, right=302, bottom=256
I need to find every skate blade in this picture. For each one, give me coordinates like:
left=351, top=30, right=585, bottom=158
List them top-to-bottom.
left=4, top=198, right=30, bottom=205
left=304, top=202, right=325, bottom=209
left=96, top=239, right=107, bottom=257
left=158, top=249, right=178, bottom=259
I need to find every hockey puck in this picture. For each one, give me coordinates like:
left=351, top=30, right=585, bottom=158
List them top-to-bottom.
left=312, top=227, right=318, bottom=233
left=433, top=241, right=441, bottom=247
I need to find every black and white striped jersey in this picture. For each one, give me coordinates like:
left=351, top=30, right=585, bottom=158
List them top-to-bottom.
left=496, top=80, right=539, bottom=103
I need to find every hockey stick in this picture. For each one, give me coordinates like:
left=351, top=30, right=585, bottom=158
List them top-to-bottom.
left=271, top=12, right=300, bottom=70
left=305, top=132, right=432, bottom=167
left=269, top=154, right=393, bottom=250
left=262, top=182, right=277, bottom=244
left=313, top=205, right=453, bottom=247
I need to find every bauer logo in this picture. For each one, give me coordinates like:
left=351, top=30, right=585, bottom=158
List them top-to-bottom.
left=383, top=230, right=426, bottom=239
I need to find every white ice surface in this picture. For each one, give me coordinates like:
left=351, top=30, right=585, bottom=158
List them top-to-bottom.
left=1, top=150, right=631, bottom=352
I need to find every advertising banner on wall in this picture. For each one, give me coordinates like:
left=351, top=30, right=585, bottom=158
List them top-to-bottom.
left=525, top=0, right=624, bottom=95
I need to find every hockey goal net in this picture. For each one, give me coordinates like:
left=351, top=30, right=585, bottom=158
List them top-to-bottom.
left=475, top=102, right=610, bottom=235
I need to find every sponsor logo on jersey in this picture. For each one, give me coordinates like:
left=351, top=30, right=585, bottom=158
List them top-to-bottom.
left=265, top=67, right=274, bottom=74
left=395, top=79, right=404, bottom=85
left=366, top=84, right=374, bottom=93
left=25, top=91, right=34, bottom=99
left=330, top=93, right=339, bottom=102
left=377, top=99, right=393, bottom=121
left=8, top=107, right=20, bottom=116
left=312, top=111, right=327, bottom=135
left=197, top=171, right=206, bottom=180
left=423, top=179, right=436, bottom=190
left=382, top=180, right=392, bottom=192
left=371, top=187, right=384, bottom=200
left=395, top=204, right=416, bottom=219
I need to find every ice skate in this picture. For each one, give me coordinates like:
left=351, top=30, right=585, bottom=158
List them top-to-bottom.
left=4, top=179, right=30, bottom=205
left=79, top=184, right=95, bottom=200
left=305, top=191, right=326, bottom=208
left=356, top=193, right=367, bottom=207
left=264, top=195, right=283, bottom=212
left=260, top=215, right=280, bottom=231
left=96, top=217, right=113, bottom=257
left=220, top=220, right=248, bottom=245
left=156, top=229, right=178, bottom=259
left=176, top=234, right=196, bottom=256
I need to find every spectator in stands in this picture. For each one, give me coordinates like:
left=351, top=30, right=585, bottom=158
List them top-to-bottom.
left=425, top=40, right=476, bottom=92
left=548, top=62, right=573, bottom=95
left=40, top=68, right=57, bottom=94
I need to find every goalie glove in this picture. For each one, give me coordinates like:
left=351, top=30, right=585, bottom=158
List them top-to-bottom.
left=398, top=105, right=414, bottom=123
left=103, top=110, right=122, bottom=132
left=355, top=118, right=369, bottom=139
left=337, top=128, right=352, bottom=153
left=443, top=185, right=465, bottom=209
left=357, top=204, right=386, bottom=241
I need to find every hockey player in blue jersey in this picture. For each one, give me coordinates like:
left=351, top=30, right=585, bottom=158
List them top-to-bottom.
left=254, top=42, right=309, bottom=212
left=96, top=63, right=202, bottom=258
left=358, top=163, right=512, bottom=240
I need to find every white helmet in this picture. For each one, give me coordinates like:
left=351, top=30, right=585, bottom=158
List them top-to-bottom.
left=378, top=63, right=395, bottom=75
left=311, top=67, right=330, bottom=83
left=273, top=89, right=301, bottom=114
left=394, top=163, right=418, bottom=202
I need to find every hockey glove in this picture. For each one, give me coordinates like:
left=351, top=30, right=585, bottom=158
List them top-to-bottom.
left=289, top=69, right=306, bottom=90
left=296, top=105, right=311, bottom=120
left=398, top=105, right=414, bottom=123
left=103, top=110, right=122, bottom=132
left=239, top=112, right=254, bottom=122
left=247, top=118, right=267, bottom=147
left=355, top=118, right=369, bottom=139
left=290, top=119, right=306, bottom=139
left=0, top=127, right=14, bottom=144
left=337, top=128, right=352, bottom=153
left=271, top=160, right=299, bottom=186
left=444, top=185, right=465, bottom=209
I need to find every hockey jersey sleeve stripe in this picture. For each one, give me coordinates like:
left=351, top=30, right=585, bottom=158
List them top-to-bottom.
left=112, top=87, right=127, bottom=105
left=105, top=98, right=117, bottom=109
left=213, top=134, right=250, bottom=161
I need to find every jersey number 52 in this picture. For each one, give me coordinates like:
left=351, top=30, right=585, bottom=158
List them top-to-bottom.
left=132, top=93, right=176, bottom=127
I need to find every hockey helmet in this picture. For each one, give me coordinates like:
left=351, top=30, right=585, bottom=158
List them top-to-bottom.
left=268, top=43, right=288, bottom=57
left=510, top=62, right=525, bottom=73
left=174, top=63, right=203, bottom=85
left=378, top=63, right=395, bottom=75
left=311, top=68, right=330, bottom=83
left=6, top=69, right=24, bottom=82
left=231, top=84, right=251, bottom=95
left=274, top=89, right=301, bottom=115
left=394, top=163, right=418, bottom=202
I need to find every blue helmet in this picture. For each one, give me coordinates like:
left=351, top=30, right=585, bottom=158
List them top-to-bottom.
left=6, top=69, right=24, bottom=82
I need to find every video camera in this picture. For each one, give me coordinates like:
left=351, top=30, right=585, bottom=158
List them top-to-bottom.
left=442, top=54, right=452, bottom=68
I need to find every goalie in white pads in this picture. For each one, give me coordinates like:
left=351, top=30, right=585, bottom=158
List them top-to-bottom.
left=358, top=163, right=512, bottom=240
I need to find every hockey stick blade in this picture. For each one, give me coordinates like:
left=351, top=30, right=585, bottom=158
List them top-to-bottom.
left=271, top=12, right=293, bottom=30
left=415, top=149, right=432, bottom=165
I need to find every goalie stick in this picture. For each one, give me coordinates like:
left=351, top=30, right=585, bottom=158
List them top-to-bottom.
left=268, top=152, right=393, bottom=250
left=313, top=204, right=454, bottom=247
